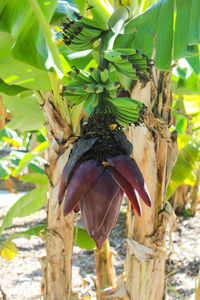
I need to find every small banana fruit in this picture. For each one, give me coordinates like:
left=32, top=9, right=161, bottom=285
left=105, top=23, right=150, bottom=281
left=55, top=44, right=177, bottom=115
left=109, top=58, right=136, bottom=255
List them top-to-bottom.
left=60, top=13, right=106, bottom=51
left=104, top=48, right=153, bottom=82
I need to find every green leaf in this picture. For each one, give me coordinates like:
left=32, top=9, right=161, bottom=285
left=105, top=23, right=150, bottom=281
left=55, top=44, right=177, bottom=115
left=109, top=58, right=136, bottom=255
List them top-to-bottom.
left=0, top=0, right=58, bottom=72
left=50, top=0, right=78, bottom=24
left=73, top=0, right=112, bottom=26
left=73, top=0, right=86, bottom=14
left=88, top=0, right=113, bottom=27
left=119, top=0, right=200, bottom=70
left=155, top=0, right=174, bottom=70
left=174, top=0, right=198, bottom=59
left=187, top=0, right=200, bottom=45
left=122, top=1, right=161, bottom=57
left=0, top=32, right=13, bottom=59
left=60, top=48, right=94, bottom=70
left=187, top=56, right=200, bottom=75
left=0, top=57, right=51, bottom=90
left=173, top=71, right=200, bottom=95
left=0, top=79, right=27, bottom=96
left=4, top=93, right=46, bottom=131
left=184, top=95, right=200, bottom=114
left=173, top=113, right=188, bottom=134
left=191, top=114, right=200, bottom=130
left=0, top=128, right=18, bottom=139
left=12, top=141, right=48, bottom=176
left=166, top=141, right=200, bottom=199
left=0, top=151, right=25, bottom=169
left=0, top=161, right=11, bottom=179
left=28, top=161, right=46, bottom=174
left=21, top=173, right=48, bottom=185
left=0, top=185, right=48, bottom=234
left=6, top=224, right=46, bottom=242
left=73, top=227, right=96, bottom=250
left=0, top=241, right=18, bottom=261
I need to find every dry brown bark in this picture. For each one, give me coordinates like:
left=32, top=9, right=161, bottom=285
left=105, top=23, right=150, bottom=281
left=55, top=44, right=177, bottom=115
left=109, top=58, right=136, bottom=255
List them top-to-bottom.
left=124, top=72, right=178, bottom=300
left=41, top=94, right=75, bottom=300
left=172, top=175, right=200, bottom=217
left=172, top=184, right=189, bottom=213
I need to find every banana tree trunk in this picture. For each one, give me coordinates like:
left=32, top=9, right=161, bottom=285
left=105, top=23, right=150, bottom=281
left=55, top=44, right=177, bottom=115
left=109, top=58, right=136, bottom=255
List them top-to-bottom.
left=125, top=73, right=177, bottom=300
left=41, top=94, right=75, bottom=300
left=172, top=174, right=200, bottom=216
left=172, top=184, right=189, bottom=213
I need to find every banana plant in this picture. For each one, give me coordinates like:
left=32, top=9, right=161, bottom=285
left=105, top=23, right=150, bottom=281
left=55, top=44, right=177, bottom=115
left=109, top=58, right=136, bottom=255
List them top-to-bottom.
left=0, top=0, right=200, bottom=299
left=167, top=66, right=200, bottom=214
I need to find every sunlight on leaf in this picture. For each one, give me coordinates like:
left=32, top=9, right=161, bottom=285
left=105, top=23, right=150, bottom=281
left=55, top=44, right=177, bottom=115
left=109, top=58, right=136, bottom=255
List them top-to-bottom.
left=0, top=241, right=18, bottom=261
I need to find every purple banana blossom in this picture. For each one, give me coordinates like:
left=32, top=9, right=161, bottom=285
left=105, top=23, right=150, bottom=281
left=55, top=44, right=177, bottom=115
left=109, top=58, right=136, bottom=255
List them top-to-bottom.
left=58, top=113, right=151, bottom=249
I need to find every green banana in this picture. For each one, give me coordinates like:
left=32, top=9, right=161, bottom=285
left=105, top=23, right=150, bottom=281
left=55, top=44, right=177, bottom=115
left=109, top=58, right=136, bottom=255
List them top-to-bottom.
left=61, top=17, right=103, bottom=51
left=79, top=27, right=102, bottom=39
left=114, top=48, right=138, bottom=55
left=104, top=49, right=152, bottom=82
left=104, top=50, right=125, bottom=63
left=116, top=63, right=137, bottom=73
left=99, top=67, right=109, bottom=83
left=89, top=68, right=100, bottom=83
left=115, top=69, right=139, bottom=81
left=67, top=70, right=78, bottom=80
left=76, top=70, right=94, bottom=83
left=105, top=81, right=120, bottom=91
left=63, top=83, right=104, bottom=95
left=82, top=83, right=104, bottom=93
left=63, top=86, right=88, bottom=95
left=108, top=90, right=117, bottom=98
left=84, top=93, right=96, bottom=107
left=67, top=94, right=87, bottom=105
left=107, top=97, right=143, bottom=109
left=106, top=103, right=139, bottom=125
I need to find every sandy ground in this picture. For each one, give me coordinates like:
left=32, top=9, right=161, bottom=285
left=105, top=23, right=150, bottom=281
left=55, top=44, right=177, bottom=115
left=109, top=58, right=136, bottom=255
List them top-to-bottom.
left=0, top=190, right=199, bottom=299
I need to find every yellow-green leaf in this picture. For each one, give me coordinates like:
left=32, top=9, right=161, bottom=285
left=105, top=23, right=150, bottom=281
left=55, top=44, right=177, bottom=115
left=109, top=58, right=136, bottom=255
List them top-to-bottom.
left=1, top=241, right=18, bottom=261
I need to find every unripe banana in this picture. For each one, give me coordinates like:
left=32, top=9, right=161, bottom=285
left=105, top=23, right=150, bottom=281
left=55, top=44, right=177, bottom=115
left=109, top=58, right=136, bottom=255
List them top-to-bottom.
left=61, top=16, right=104, bottom=51
left=114, top=48, right=138, bottom=55
left=104, top=50, right=124, bottom=63
left=99, top=67, right=109, bottom=83
left=89, top=68, right=100, bottom=82
left=76, top=70, right=94, bottom=83
left=105, top=81, right=120, bottom=91
left=64, top=83, right=104, bottom=95
left=82, top=83, right=104, bottom=93
left=108, top=90, right=117, bottom=98
left=67, top=94, right=87, bottom=105
left=107, top=97, right=143, bottom=110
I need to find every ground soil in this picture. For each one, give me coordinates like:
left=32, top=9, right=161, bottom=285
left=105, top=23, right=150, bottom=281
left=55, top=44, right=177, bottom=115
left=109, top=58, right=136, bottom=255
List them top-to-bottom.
left=0, top=193, right=199, bottom=300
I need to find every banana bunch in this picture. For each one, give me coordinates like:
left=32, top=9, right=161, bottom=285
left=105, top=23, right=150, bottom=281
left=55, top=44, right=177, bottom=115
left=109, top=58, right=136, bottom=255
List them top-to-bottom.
left=60, top=13, right=107, bottom=51
left=104, top=48, right=153, bottom=82
left=62, top=67, right=121, bottom=105
left=105, top=97, right=144, bottom=125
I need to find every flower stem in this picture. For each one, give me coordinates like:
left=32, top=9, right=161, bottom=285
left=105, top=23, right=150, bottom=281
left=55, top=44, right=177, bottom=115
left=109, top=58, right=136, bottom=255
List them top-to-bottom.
left=97, top=6, right=130, bottom=109
left=94, top=239, right=116, bottom=299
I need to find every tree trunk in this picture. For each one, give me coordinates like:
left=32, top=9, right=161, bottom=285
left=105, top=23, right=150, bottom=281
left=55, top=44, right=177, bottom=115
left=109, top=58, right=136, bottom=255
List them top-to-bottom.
left=125, top=73, right=177, bottom=300
left=41, top=94, right=75, bottom=300
left=171, top=175, right=200, bottom=216
left=171, top=184, right=189, bottom=213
